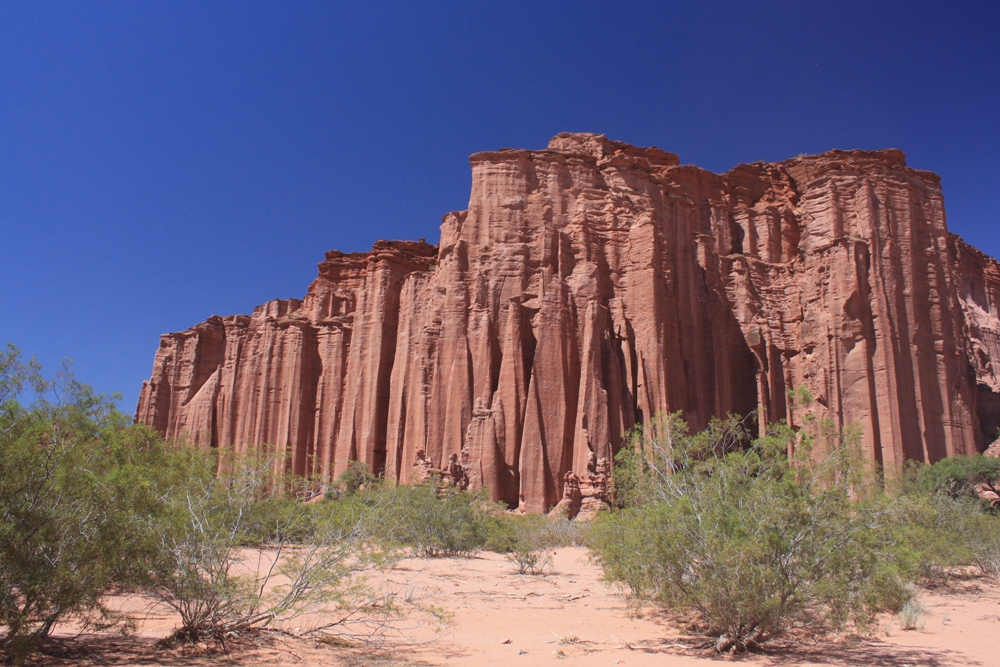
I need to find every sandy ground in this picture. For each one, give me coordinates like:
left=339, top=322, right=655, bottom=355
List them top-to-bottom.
left=36, top=547, right=1000, bottom=666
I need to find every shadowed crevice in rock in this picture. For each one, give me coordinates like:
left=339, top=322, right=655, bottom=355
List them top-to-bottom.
left=137, top=133, right=1000, bottom=511
left=976, top=384, right=1000, bottom=446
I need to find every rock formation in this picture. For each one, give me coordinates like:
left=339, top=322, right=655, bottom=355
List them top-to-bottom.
left=137, top=133, right=1000, bottom=514
left=410, top=450, right=470, bottom=491
left=551, top=452, right=613, bottom=521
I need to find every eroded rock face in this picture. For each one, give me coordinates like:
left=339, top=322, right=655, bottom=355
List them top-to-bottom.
left=137, top=133, right=999, bottom=511
left=551, top=453, right=612, bottom=521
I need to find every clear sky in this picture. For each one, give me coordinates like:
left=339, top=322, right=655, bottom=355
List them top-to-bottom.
left=2, top=1, right=998, bottom=411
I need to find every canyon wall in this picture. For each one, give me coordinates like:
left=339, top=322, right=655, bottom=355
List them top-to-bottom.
left=136, top=133, right=1000, bottom=511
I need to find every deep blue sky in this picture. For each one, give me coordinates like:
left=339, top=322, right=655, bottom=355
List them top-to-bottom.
left=2, top=1, right=998, bottom=411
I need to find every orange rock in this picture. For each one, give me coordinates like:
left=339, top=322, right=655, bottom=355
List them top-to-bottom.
left=137, top=134, right=999, bottom=510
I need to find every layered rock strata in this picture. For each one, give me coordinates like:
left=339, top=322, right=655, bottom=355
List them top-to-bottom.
left=137, top=133, right=1000, bottom=513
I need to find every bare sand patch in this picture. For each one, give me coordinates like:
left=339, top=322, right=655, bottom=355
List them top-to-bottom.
left=36, top=547, right=999, bottom=666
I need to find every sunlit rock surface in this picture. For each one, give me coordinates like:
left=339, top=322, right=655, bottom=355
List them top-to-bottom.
left=137, top=133, right=1000, bottom=512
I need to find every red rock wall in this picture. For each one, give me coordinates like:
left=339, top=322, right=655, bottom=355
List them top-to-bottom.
left=137, top=133, right=997, bottom=510
left=950, top=235, right=1000, bottom=441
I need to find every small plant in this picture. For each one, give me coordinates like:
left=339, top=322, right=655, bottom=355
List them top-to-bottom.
left=328, top=460, right=376, bottom=499
left=487, top=514, right=559, bottom=575
left=509, top=547, right=551, bottom=575
left=898, top=597, right=927, bottom=631
left=552, top=629, right=581, bottom=645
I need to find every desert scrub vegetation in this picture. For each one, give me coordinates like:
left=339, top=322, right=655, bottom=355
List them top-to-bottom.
left=6, top=340, right=999, bottom=661
left=0, top=343, right=579, bottom=663
left=0, top=345, right=440, bottom=664
left=0, top=345, right=172, bottom=665
left=590, top=411, right=1000, bottom=653
left=589, top=413, right=930, bottom=654
left=147, top=452, right=414, bottom=649
left=915, top=453, right=1000, bottom=507
left=891, top=455, right=1000, bottom=580
left=342, top=471, right=585, bottom=570
left=366, top=480, right=498, bottom=558
left=485, top=514, right=559, bottom=574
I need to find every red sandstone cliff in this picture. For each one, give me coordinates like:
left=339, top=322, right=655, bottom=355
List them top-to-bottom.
left=137, top=133, right=1000, bottom=512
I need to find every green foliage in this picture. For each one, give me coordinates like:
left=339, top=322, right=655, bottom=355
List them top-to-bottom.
left=11, top=339, right=999, bottom=660
left=0, top=343, right=44, bottom=405
left=0, top=344, right=439, bottom=661
left=0, top=348, right=168, bottom=664
left=786, top=385, right=814, bottom=411
left=612, top=412, right=752, bottom=508
left=590, top=414, right=914, bottom=653
left=148, top=453, right=404, bottom=646
left=917, top=455, right=1000, bottom=508
left=332, top=460, right=378, bottom=499
left=890, top=465, right=1000, bottom=581
left=332, top=478, right=584, bottom=570
left=371, top=481, right=498, bottom=557
left=243, top=494, right=318, bottom=544
left=892, top=494, right=973, bottom=579
left=966, top=512, right=1000, bottom=577
left=485, top=514, right=563, bottom=574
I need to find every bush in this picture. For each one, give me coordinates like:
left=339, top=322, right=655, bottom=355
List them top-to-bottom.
left=0, top=344, right=436, bottom=660
left=0, top=348, right=167, bottom=665
left=611, top=412, right=752, bottom=508
left=589, top=414, right=915, bottom=653
left=148, top=453, right=408, bottom=647
left=917, top=455, right=1000, bottom=509
left=892, top=459, right=1000, bottom=582
left=327, top=460, right=377, bottom=500
left=375, top=481, right=496, bottom=558
left=892, top=494, right=980, bottom=581
left=929, top=499, right=1000, bottom=579
left=485, top=514, right=561, bottom=575
left=544, top=516, right=588, bottom=547
left=970, top=524, right=1000, bottom=578
left=898, top=595, right=927, bottom=631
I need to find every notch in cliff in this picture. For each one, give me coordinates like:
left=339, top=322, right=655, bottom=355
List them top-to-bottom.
left=137, top=133, right=1000, bottom=513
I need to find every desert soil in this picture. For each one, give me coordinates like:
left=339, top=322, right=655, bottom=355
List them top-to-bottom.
left=38, top=547, right=1000, bottom=667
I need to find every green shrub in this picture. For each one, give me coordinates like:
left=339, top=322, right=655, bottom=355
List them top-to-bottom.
left=0, top=345, right=431, bottom=659
left=0, top=348, right=168, bottom=665
left=612, top=412, right=752, bottom=508
left=589, top=413, right=915, bottom=653
left=148, top=453, right=405, bottom=646
left=917, top=455, right=1000, bottom=508
left=891, top=458, right=1000, bottom=582
left=327, top=460, right=377, bottom=500
left=373, top=481, right=496, bottom=557
left=243, top=494, right=317, bottom=544
left=893, top=494, right=978, bottom=580
left=926, top=497, right=1000, bottom=579
left=485, top=514, right=562, bottom=574
left=968, top=515, right=1000, bottom=577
